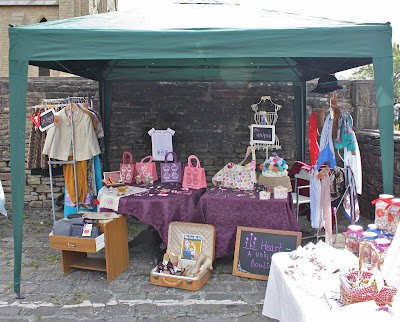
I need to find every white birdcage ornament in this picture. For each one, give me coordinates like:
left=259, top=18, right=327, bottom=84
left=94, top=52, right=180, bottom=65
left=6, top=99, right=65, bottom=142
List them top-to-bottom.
left=249, top=96, right=282, bottom=154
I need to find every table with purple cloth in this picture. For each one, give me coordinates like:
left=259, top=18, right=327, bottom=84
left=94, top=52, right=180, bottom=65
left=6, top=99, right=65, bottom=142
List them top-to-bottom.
left=99, top=182, right=206, bottom=245
left=194, top=187, right=301, bottom=258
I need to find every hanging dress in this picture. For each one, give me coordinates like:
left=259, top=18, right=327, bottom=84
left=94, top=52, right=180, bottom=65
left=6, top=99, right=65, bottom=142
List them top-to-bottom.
left=308, top=113, right=319, bottom=166
left=316, top=115, right=336, bottom=170
left=344, top=132, right=362, bottom=195
left=310, top=166, right=322, bottom=229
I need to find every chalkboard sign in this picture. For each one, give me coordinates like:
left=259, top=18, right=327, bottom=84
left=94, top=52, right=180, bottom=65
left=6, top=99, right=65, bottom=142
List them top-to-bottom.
left=39, top=108, right=55, bottom=132
left=250, top=124, right=275, bottom=145
left=232, top=227, right=301, bottom=280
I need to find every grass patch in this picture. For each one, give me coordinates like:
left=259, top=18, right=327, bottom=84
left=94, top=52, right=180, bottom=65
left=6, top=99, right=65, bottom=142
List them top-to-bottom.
left=127, top=224, right=145, bottom=235
left=42, top=253, right=61, bottom=263
left=22, top=259, right=39, bottom=268
left=4, top=282, right=13, bottom=292
left=49, top=292, right=92, bottom=306
left=256, top=303, right=263, bottom=311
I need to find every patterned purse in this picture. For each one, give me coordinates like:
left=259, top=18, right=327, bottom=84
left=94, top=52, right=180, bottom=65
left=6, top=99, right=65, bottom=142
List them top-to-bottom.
left=212, top=146, right=257, bottom=190
left=119, top=152, right=135, bottom=184
left=160, top=152, right=182, bottom=183
left=182, top=155, right=207, bottom=190
left=134, top=156, right=158, bottom=182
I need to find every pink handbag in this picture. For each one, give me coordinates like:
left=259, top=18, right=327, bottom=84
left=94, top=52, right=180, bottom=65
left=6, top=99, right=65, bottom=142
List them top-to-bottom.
left=119, top=152, right=135, bottom=184
left=182, top=155, right=207, bottom=190
left=135, top=156, right=158, bottom=182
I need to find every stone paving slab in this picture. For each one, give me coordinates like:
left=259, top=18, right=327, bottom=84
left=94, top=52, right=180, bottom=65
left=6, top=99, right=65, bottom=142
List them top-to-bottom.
left=0, top=208, right=373, bottom=321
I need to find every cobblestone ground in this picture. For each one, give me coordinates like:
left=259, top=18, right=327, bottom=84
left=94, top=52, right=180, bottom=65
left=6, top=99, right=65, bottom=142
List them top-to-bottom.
left=0, top=208, right=373, bottom=321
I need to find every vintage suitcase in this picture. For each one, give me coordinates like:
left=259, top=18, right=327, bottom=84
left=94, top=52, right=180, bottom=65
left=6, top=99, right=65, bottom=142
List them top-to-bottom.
left=150, top=221, right=216, bottom=291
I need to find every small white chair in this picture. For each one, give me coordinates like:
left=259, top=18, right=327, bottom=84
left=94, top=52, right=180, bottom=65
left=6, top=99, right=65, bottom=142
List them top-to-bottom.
left=291, top=168, right=311, bottom=222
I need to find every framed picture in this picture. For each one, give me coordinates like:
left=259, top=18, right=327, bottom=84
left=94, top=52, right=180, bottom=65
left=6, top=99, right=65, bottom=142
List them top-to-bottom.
left=250, top=124, right=275, bottom=145
left=148, top=128, right=175, bottom=161
left=102, top=171, right=124, bottom=186
left=232, top=226, right=301, bottom=280
left=180, top=234, right=203, bottom=261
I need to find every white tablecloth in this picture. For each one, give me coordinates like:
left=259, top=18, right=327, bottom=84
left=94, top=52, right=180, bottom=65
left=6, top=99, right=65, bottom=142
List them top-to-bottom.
left=97, top=186, right=148, bottom=211
left=262, top=243, right=400, bottom=322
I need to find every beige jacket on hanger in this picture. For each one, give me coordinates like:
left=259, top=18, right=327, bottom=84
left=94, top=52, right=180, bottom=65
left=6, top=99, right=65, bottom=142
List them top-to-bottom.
left=42, top=107, right=101, bottom=161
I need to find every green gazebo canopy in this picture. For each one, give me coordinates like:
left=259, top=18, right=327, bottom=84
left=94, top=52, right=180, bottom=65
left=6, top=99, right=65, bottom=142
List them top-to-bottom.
left=8, top=1, right=393, bottom=295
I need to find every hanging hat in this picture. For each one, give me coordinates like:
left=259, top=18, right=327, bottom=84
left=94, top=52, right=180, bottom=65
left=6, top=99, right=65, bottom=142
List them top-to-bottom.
left=311, top=74, right=344, bottom=94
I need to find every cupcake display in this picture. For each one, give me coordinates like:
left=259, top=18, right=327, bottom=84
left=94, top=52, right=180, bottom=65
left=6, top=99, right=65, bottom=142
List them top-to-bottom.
left=260, top=152, right=288, bottom=177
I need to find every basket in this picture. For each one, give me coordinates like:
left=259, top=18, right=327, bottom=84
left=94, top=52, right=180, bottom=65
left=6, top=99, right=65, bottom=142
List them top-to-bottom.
left=339, top=243, right=397, bottom=306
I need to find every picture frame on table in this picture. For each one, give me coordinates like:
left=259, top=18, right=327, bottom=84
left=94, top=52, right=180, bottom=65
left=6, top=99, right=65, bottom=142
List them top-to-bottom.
left=103, top=171, right=125, bottom=187
left=180, top=234, right=203, bottom=261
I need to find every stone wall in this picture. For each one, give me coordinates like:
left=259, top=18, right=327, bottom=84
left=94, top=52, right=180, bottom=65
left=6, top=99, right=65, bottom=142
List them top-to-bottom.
left=0, top=77, right=396, bottom=220
left=0, top=77, right=98, bottom=210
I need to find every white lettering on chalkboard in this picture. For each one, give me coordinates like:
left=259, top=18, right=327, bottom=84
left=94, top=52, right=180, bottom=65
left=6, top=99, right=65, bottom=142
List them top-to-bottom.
left=39, top=108, right=55, bottom=132
left=250, top=124, right=275, bottom=145
left=254, top=127, right=272, bottom=140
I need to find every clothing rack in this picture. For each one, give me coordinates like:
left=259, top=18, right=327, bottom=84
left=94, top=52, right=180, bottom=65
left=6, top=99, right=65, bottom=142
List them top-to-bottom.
left=46, top=96, right=92, bottom=222
left=311, top=165, right=356, bottom=246
left=300, top=167, right=339, bottom=247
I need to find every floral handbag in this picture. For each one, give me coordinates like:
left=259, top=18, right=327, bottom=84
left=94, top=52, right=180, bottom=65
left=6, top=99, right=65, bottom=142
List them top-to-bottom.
left=212, top=146, right=257, bottom=190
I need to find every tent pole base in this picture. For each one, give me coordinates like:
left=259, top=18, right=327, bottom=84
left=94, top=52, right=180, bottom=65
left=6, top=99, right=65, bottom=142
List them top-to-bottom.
left=16, top=292, right=25, bottom=299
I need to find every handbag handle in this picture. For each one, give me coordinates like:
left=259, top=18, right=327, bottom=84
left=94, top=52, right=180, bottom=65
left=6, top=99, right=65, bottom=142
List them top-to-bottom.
left=238, top=146, right=256, bottom=166
left=164, top=151, right=177, bottom=163
left=122, top=152, right=133, bottom=165
left=187, top=155, right=201, bottom=168
left=140, top=156, right=153, bottom=163
left=161, top=277, right=183, bottom=286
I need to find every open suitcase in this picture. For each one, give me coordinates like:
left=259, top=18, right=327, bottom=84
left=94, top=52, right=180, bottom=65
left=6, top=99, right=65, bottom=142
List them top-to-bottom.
left=150, top=221, right=216, bottom=291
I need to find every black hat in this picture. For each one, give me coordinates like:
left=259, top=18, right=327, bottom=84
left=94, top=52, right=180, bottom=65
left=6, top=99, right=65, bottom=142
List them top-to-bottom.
left=311, top=74, right=344, bottom=94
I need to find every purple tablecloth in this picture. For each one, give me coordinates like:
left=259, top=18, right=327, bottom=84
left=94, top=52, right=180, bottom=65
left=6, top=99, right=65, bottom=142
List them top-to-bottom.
left=100, top=182, right=205, bottom=244
left=194, top=188, right=301, bottom=258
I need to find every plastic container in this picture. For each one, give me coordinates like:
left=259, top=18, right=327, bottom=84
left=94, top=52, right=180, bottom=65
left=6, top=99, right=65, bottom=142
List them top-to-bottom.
left=273, top=186, right=288, bottom=199
left=259, top=190, right=271, bottom=200
left=375, top=194, right=394, bottom=231
left=387, top=198, right=400, bottom=235
left=366, top=223, right=382, bottom=236
left=344, top=225, right=363, bottom=256
left=359, top=232, right=378, bottom=267
left=382, top=232, right=395, bottom=241
left=374, top=238, right=391, bottom=264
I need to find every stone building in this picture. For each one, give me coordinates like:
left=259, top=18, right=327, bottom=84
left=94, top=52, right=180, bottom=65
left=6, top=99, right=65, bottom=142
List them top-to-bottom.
left=0, top=0, right=117, bottom=77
